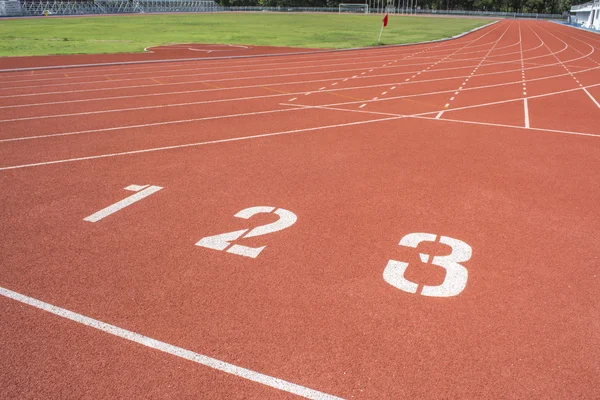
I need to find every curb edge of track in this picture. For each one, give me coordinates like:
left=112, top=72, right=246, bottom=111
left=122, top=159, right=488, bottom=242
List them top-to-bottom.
left=0, top=19, right=500, bottom=73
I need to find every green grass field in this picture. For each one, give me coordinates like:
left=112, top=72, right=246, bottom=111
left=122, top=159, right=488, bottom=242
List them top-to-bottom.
left=0, top=14, right=493, bottom=57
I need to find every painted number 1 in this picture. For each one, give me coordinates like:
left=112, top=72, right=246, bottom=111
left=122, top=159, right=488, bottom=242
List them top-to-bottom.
left=84, top=184, right=163, bottom=223
left=196, top=206, right=297, bottom=259
left=383, top=233, right=472, bottom=297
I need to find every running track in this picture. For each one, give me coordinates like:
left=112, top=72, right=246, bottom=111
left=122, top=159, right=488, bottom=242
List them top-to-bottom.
left=1, top=19, right=599, bottom=399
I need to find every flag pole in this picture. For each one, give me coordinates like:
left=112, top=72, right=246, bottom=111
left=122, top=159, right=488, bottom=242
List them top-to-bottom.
left=378, top=12, right=388, bottom=44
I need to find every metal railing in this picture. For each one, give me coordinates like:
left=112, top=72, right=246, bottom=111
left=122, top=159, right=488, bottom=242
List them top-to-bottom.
left=12, top=2, right=568, bottom=18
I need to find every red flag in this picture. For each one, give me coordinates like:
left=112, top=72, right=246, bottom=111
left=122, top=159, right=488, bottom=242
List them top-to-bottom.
left=382, top=13, right=389, bottom=27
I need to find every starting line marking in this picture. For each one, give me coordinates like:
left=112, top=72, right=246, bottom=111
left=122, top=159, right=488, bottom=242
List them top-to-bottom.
left=0, top=286, right=343, bottom=400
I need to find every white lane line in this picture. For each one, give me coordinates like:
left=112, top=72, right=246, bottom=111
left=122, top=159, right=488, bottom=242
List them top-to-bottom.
left=0, top=24, right=505, bottom=83
left=0, top=27, right=578, bottom=99
left=3, top=53, right=595, bottom=108
left=7, top=79, right=599, bottom=144
left=583, top=88, right=600, bottom=108
left=289, top=98, right=297, bottom=102
left=523, top=98, right=530, bottom=128
left=298, top=102, right=600, bottom=139
left=359, top=104, right=367, bottom=108
left=0, top=107, right=303, bottom=143
left=435, top=111, right=444, bottom=119
left=0, top=113, right=404, bottom=171
left=83, top=185, right=163, bottom=222
left=0, top=286, right=343, bottom=400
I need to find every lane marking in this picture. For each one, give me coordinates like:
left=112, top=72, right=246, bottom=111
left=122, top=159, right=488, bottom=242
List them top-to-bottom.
left=0, top=24, right=504, bottom=83
left=0, top=27, right=576, bottom=99
left=3, top=58, right=596, bottom=109
left=5, top=80, right=599, bottom=143
left=6, top=85, right=600, bottom=173
left=583, top=88, right=600, bottom=108
left=524, top=98, right=530, bottom=128
left=293, top=102, right=600, bottom=139
left=0, top=107, right=305, bottom=143
left=435, top=111, right=444, bottom=119
left=0, top=113, right=404, bottom=171
left=83, top=185, right=163, bottom=222
left=0, top=286, right=343, bottom=400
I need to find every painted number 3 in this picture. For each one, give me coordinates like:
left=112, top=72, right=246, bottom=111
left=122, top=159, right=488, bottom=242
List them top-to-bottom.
left=196, top=206, right=297, bottom=259
left=383, top=233, right=472, bottom=298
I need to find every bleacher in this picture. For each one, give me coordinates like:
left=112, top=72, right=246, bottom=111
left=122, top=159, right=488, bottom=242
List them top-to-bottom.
left=0, top=0, right=23, bottom=16
left=10, top=0, right=220, bottom=16
left=570, top=0, right=600, bottom=29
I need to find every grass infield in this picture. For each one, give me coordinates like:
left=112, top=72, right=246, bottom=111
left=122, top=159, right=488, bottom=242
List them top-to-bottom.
left=0, top=13, right=493, bottom=57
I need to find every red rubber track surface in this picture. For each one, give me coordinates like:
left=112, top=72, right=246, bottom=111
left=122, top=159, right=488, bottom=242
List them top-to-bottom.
left=1, top=20, right=599, bottom=399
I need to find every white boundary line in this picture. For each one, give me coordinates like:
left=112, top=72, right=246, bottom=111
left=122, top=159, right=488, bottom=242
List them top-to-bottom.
left=0, top=115, right=403, bottom=171
left=0, top=286, right=343, bottom=400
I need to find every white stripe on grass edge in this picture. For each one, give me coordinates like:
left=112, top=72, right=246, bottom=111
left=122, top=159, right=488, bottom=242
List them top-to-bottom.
left=0, top=286, right=344, bottom=400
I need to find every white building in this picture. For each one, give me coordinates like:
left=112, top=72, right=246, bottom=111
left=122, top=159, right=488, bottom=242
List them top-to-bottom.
left=571, top=0, right=600, bottom=29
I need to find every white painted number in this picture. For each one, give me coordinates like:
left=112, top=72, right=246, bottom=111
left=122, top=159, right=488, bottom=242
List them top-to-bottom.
left=84, top=184, right=163, bottom=223
left=196, top=206, right=297, bottom=258
left=383, top=233, right=472, bottom=297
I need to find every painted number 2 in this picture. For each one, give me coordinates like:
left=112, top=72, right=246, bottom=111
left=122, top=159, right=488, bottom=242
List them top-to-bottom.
left=196, top=206, right=297, bottom=259
left=383, top=233, right=472, bottom=298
